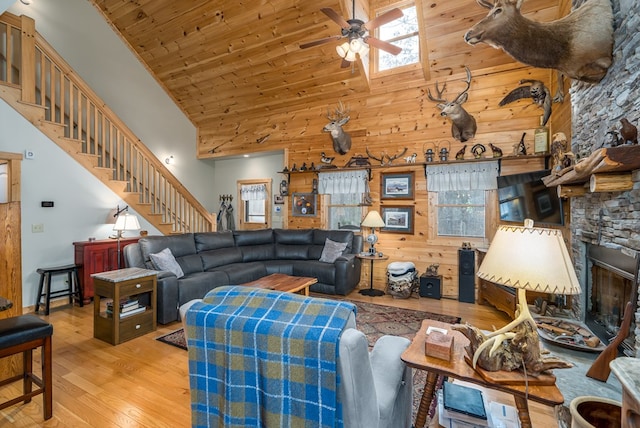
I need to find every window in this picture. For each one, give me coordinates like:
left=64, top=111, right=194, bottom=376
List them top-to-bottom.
left=375, top=3, right=419, bottom=72
left=237, top=179, right=271, bottom=230
left=435, top=190, right=486, bottom=237
left=326, top=193, right=364, bottom=230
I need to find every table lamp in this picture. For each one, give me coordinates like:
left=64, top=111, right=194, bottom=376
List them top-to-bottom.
left=113, top=209, right=140, bottom=269
left=361, top=210, right=385, bottom=255
left=473, top=219, right=581, bottom=373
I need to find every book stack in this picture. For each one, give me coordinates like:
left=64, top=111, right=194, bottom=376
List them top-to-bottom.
left=106, top=298, right=146, bottom=318
left=437, top=382, right=521, bottom=428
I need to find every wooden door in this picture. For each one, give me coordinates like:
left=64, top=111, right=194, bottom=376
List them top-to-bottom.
left=0, top=152, right=23, bottom=380
left=237, top=179, right=272, bottom=230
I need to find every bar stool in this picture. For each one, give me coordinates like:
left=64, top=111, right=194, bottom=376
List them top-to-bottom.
left=35, top=264, right=83, bottom=316
left=0, top=314, right=53, bottom=420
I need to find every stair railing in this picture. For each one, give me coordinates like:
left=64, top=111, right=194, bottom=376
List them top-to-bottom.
left=0, top=13, right=214, bottom=233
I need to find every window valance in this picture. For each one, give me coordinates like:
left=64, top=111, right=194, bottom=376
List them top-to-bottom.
left=426, top=161, right=499, bottom=192
left=318, top=170, right=368, bottom=195
left=240, top=184, right=267, bottom=200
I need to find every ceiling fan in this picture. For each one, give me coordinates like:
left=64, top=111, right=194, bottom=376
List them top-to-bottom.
left=300, top=3, right=404, bottom=68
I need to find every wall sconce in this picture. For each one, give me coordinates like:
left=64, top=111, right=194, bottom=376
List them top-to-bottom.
left=165, top=156, right=174, bottom=165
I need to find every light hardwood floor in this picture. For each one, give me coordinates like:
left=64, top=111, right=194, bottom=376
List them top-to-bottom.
left=0, top=288, right=560, bottom=427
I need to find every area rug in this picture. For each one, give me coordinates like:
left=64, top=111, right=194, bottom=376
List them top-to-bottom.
left=156, top=300, right=460, bottom=422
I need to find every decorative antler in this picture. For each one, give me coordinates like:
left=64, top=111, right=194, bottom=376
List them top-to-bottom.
left=453, top=66, right=472, bottom=104
left=427, top=81, right=447, bottom=103
left=327, top=100, right=350, bottom=121
left=366, top=147, right=386, bottom=165
left=385, top=147, right=408, bottom=165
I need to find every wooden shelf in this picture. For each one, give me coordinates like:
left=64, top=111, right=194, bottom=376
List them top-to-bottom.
left=542, top=145, right=640, bottom=196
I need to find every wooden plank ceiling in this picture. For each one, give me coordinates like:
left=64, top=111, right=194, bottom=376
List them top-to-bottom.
left=88, top=0, right=561, bottom=158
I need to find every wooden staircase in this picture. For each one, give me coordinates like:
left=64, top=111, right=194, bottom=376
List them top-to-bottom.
left=0, top=13, right=215, bottom=234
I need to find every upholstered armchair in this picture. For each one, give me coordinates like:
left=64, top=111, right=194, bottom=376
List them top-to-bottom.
left=181, top=286, right=413, bottom=428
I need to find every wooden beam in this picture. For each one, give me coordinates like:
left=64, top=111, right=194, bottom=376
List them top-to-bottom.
left=589, top=173, right=633, bottom=193
left=557, top=184, right=587, bottom=198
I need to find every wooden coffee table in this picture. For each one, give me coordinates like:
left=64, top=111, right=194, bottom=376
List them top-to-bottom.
left=241, top=273, right=317, bottom=296
left=401, top=319, right=564, bottom=428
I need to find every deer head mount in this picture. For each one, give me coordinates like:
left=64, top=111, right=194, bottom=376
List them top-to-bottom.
left=464, top=0, right=613, bottom=84
left=427, top=66, right=477, bottom=142
left=323, top=101, right=352, bottom=155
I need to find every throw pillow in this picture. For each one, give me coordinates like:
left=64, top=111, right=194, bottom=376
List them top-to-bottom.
left=319, top=238, right=348, bottom=263
left=149, top=247, right=184, bottom=278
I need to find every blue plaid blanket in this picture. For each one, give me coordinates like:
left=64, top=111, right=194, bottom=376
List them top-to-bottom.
left=185, top=286, right=356, bottom=428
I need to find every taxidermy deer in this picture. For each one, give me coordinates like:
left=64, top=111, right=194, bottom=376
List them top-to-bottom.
left=464, top=0, right=613, bottom=89
left=427, top=67, right=477, bottom=142
left=323, top=101, right=352, bottom=155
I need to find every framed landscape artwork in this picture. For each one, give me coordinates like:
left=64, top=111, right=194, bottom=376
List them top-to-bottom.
left=381, top=172, right=414, bottom=200
left=381, top=206, right=414, bottom=234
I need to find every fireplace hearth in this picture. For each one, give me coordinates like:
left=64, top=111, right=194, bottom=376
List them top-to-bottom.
left=585, top=245, right=639, bottom=356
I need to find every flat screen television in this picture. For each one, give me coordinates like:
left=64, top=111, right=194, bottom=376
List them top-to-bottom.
left=496, top=169, right=564, bottom=226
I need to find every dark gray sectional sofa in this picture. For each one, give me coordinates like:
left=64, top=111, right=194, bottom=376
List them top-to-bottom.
left=123, top=228, right=363, bottom=324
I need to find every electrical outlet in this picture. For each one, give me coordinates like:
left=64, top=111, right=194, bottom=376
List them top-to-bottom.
left=31, top=223, right=44, bottom=233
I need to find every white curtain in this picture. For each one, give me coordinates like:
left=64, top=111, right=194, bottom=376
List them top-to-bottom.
left=425, top=161, right=499, bottom=192
left=318, top=170, right=368, bottom=194
left=240, top=184, right=267, bottom=200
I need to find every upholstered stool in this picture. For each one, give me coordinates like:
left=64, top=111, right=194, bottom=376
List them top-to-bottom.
left=35, top=264, right=83, bottom=315
left=0, top=315, right=53, bottom=420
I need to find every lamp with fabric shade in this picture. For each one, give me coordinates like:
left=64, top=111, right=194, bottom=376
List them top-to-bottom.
left=361, top=210, right=385, bottom=255
left=113, top=211, right=140, bottom=269
left=464, top=219, right=580, bottom=374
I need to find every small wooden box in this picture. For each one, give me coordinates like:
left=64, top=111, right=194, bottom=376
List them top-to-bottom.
left=425, top=330, right=454, bottom=361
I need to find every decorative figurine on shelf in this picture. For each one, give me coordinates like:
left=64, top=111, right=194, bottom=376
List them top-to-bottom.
left=514, top=132, right=527, bottom=156
left=551, top=132, right=568, bottom=172
left=471, top=143, right=486, bottom=159
left=489, top=143, right=503, bottom=158
left=455, top=145, right=466, bottom=160
left=320, top=152, right=335, bottom=165
left=404, top=153, right=417, bottom=163
left=299, top=162, right=308, bottom=171
left=291, top=163, right=298, bottom=172
left=425, top=263, right=439, bottom=277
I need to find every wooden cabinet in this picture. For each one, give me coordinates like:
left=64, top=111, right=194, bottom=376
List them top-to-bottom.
left=73, top=237, right=140, bottom=303
left=92, top=268, right=157, bottom=345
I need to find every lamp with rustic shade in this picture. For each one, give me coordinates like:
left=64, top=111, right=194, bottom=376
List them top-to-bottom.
left=113, top=210, right=140, bottom=269
left=361, top=210, right=385, bottom=255
left=456, top=219, right=580, bottom=375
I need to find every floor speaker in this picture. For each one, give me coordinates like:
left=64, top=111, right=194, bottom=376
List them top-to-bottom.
left=458, top=249, right=475, bottom=303
left=419, top=275, right=441, bottom=299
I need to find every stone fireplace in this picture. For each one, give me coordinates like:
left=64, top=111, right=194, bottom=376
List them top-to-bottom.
left=568, top=0, right=640, bottom=355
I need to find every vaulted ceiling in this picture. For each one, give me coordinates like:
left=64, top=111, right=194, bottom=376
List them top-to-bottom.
left=88, top=0, right=561, bottom=158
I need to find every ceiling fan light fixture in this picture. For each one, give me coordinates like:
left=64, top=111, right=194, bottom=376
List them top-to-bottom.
left=349, top=38, right=363, bottom=52
left=336, top=42, right=350, bottom=58
left=344, top=49, right=357, bottom=62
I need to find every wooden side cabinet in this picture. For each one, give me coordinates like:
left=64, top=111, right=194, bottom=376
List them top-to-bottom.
left=73, top=237, right=140, bottom=303
left=92, top=268, right=157, bottom=345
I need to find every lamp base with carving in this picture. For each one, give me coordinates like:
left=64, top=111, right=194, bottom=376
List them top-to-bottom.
left=452, top=288, right=573, bottom=381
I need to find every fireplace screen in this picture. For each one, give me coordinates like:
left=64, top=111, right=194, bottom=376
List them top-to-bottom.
left=586, top=245, right=639, bottom=355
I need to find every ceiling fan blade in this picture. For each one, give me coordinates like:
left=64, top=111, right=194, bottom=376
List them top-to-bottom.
left=320, top=7, right=350, bottom=30
left=364, top=8, right=403, bottom=31
left=300, top=35, right=342, bottom=49
left=364, top=36, right=402, bottom=55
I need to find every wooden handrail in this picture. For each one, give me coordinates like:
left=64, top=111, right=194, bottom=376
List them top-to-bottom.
left=0, top=13, right=214, bottom=233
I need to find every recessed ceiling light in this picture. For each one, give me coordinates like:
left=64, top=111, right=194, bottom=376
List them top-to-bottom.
left=243, top=154, right=249, bottom=158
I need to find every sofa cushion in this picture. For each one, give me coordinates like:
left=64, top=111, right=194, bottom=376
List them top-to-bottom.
left=274, top=228, right=314, bottom=245
left=234, top=229, right=274, bottom=246
left=310, top=230, right=353, bottom=259
left=195, top=231, right=235, bottom=252
left=139, top=234, right=197, bottom=267
left=319, top=238, right=348, bottom=263
left=275, top=244, right=308, bottom=260
left=240, top=245, right=276, bottom=262
left=149, top=248, right=185, bottom=278
left=200, top=248, right=243, bottom=270
left=293, top=261, right=336, bottom=285
left=215, top=262, right=267, bottom=284
left=178, top=271, right=229, bottom=304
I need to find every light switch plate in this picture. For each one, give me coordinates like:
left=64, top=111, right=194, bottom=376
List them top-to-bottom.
left=24, top=149, right=35, bottom=159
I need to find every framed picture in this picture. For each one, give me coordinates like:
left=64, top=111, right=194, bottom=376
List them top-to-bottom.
left=381, top=172, right=414, bottom=200
left=534, top=190, right=554, bottom=217
left=291, top=193, right=317, bottom=217
left=274, top=195, right=285, bottom=205
left=381, top=206, right=414, bottom=234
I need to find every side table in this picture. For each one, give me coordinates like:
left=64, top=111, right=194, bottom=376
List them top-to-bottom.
left=356, top=253, right=389, bottom=297
left=92, top=268, right=157, bottom=345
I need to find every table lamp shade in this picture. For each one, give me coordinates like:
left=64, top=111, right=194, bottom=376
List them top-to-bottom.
left=361, top=210, right=385, bottom=228
left=113, top=213, right=140, bottom=232
left=477, top=220, right=581, bottom=295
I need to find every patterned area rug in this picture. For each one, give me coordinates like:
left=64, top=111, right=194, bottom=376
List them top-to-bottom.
left=156, top=300, right=461, bottom=421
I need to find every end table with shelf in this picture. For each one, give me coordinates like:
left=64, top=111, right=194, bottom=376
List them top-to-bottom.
left=356, top=253, right=389, bottom=297
left=92, top=268, right=157, bottom=345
